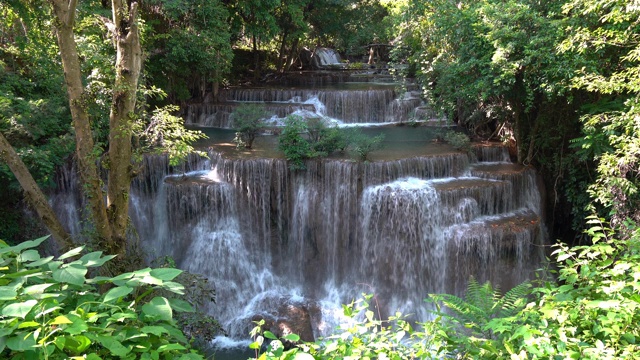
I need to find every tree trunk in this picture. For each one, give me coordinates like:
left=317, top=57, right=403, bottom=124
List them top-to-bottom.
left=48, top=0, right=142, bottom=255
left=50, top=0, right=112, bottom=242
left=106, top=0, right=142, bottom=254
left=276, top=31, right=288, bottom=73
left=286, top=38, right=299, bottom=71
left=525, top=116, right=540, bottom=165
left=0, top=132, right=72, bottom=250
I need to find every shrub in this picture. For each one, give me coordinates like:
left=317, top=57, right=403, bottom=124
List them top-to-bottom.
left=232, top=104, right=269, bottom=149
left=278, top=115, right=312, bottom=170
left=437, top=129, right=471, bottom=152
left=348, top=130, right=385, bottom=161
left=426, top=217, right=640, bottom=359
left=0, top=236, right=204, bottom=359
left=250, top=294, right=433, bottom=359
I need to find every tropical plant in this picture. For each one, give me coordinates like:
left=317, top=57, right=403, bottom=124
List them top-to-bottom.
left=143, top=0, right=233, bottom=101
left=559, top=0, right=640, bottom=228
left=232, top=104, right=269, bottom=149
left=137, top=105, right=207, bottom=166
left=278, top=115, right=311, bottom=170
left=437, top=129, right=471, bottom=153
left=348, top=130, right=384, bottom=161
left=427, top=217, right=640, bottom=359
left=0, top=236, right=204, bottom=359
left=427, top=278, right=532, bottom=358
left=250, top=294, right=435, bottom=359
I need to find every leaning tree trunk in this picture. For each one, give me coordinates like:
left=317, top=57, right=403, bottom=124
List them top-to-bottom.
left=50, top=0, right=112, bottom=242
left=106, top=0, right=142, bottom=255
left=0, top=132, right=72, bottom=250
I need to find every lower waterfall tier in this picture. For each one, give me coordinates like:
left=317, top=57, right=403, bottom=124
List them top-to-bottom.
left=52, top=142, right=546, bottom=340
left=127, top=147, right=546, bottom=338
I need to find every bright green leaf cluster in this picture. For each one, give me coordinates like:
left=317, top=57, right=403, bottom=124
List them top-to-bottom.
left=278, top=115, right=384, bottom=170
left=0, top=236, right=203, bottom=359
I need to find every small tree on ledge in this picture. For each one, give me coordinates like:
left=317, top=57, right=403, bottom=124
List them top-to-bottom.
left=232, top=104, right=269, bottom=149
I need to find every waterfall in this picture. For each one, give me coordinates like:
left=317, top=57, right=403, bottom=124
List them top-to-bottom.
left=312, top=48, right=342, bottom=68
left=49, top=72, right=546, bottom=344
left=185, top=83, right=430, bottom=127
left=50, top=140, right=546, bottom=340
left=99, top=146, right=544, bottom=339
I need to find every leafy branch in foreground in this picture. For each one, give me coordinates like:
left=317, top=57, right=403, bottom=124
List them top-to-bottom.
left=137, top=105, right=208, bottom=167
left=0, top=236, right=203, bottom=359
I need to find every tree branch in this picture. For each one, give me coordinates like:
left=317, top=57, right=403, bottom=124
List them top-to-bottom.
left=0, top=132, right=73, bottom=251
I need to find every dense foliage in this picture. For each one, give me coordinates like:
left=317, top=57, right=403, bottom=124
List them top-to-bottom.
left=391, top=0, right=640, bottom=234
left=278, top=116, right=384, bottom=169
left=0, top=236, right=203, bottom=359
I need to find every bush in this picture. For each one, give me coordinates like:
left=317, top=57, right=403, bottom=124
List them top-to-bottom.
left=232, top=104, right=269, bottom=149
left=278, top=115, right=312, bottom=170
left=278, top=117, right=385, bottom=168
left=436, top=129, right=471, bottom=152
left=348, top=130, right=385, bottom=161
left=426, top=216, right=640, bottom=359
left=0, top=236, right=204, bottom=359
left=250, top=294, right=433, bottom=359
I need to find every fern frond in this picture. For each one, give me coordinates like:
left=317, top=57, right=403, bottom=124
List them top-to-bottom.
left=429, top=278, right=532, bottom=339
left=495, top=281, right=531, bottom=316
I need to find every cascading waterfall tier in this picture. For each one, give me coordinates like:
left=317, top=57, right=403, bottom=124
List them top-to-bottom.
left=185, top=84, right=425, bottom=127
left=50, top=133, right=546, bottom=342
left=103, top=144, right=545, bottom=339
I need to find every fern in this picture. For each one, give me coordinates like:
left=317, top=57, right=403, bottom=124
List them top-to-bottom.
left=428, top=277, right=531, bottom=339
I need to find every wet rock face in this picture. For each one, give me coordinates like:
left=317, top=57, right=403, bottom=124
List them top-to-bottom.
left=251, top=296, right=321, bottom=343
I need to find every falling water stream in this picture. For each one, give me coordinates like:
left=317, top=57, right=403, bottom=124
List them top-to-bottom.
left=52, top=67, right=546, bottom=353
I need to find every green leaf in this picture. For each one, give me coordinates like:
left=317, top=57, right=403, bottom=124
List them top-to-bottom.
left=0, top=236, right=48, bottom=255
left=57, top=246, right=84, bottom=260
left=18, top=250, right=40, bottom=262
left=79, top=251, right=116, bottom=267
left=24, top=256, right=54, bottom=268
left=52, top=263, right=87, bottom=286
left=150, top=268, right=182, bottom=281
left=110, top=271, right=135, bottom=282
left=161, top=281, right=185, bottom=295
left=23, top=283, right=55, bottom=296
left=103, top=285, right=133, bottom=303
left=0, top=286, right=17, bottom=300
left=142, top=297, right=173, bottom=322
left=168, top=298, right=194, bottom=313
left=2, top=299, right=38, bottom=318
left=63, top=314, right=88, bottom=335
left=17, top=321, right=39, bottom=329
left=141, top=325, right=169, bottom=336
left=264, top=331, right=278, bottom=340
left=6, top=332, right=36, bottom=351
left=283, top=333, right=300, bottom=342
left=64, top=335, right=92, bottom=353
left=96, top=335, right=131, bottom=357
left=54, top=336, right=65, bottom=351
left=157, top=343, right=186, bottom=352
left=292, top=353, right=315, bottom=360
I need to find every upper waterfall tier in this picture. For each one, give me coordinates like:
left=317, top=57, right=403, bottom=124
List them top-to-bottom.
left=185, top=83, right=427, bottom=127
